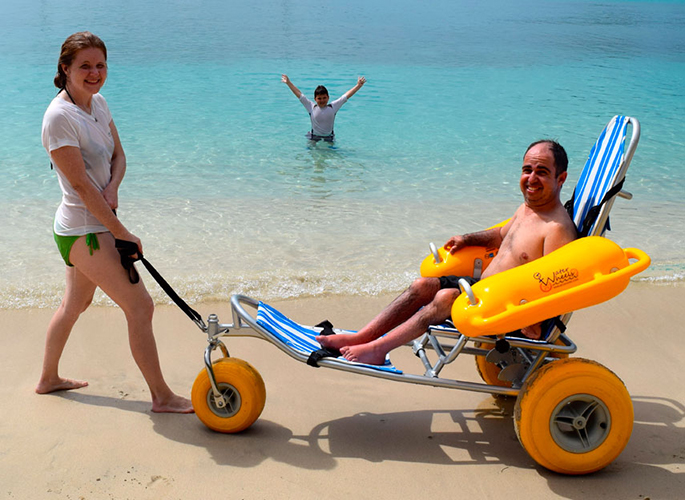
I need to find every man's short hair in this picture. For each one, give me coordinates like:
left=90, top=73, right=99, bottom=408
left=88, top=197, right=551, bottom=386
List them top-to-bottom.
left=314, top=85, right=329, bottom=98
left=525, top=140, right=568, bottom=176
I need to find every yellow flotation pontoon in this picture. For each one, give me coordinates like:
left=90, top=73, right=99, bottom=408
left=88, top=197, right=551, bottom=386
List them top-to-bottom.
left=419, top=220, right=508, bottom=279
left=449, top=236, right=650, bottom=337
left=420, top=244, right=498, bottom=279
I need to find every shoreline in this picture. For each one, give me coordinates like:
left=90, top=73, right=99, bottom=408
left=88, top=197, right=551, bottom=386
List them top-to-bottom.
left=1, top=275, right=683, bottom=311
left=1, top=282, right=683, bottom=498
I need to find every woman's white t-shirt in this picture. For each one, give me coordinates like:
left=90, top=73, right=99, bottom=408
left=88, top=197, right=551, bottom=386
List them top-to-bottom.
left=42, top=93, right=114, bottom=236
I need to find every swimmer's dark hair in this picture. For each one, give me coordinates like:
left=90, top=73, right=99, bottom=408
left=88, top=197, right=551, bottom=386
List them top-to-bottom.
left=54, top=32, right=107, bottom=89
left=314, top=85, right=329, bottom=98
left=525, top=140, right=568, bottom=176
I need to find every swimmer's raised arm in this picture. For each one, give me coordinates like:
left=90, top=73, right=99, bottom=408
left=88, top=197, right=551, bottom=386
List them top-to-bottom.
left=282, top=74, right=302, bottom=98
left=344, top=76, right=366, bottom=99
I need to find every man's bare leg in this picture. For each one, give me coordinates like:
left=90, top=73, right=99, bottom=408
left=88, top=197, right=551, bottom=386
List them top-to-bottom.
left=316, top=278, right=441, bottom=350
left=340, top=288, right=461, bottom=365
left=520, top=322, right=542, bottom=340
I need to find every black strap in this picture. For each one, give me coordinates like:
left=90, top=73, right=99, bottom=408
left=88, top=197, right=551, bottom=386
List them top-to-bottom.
left=567, top=177, right=625, bottom=238
left=579, top=177, right=624, bottom=236
left=564, top=194, right=575, bottom=221
left=563, top=196, right=580, bottom=238
left=115, top=239, right=206, bottom=331
left=551, top=316, right=567, bottom=334
left=306, top=320, right=341, bottom=367
left=315, top=320, right=335, bottom=335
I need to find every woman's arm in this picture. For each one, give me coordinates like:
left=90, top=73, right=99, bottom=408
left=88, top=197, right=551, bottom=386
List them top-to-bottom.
left=101, top=120, right=126, bottom=211
left=50, top=145, right=141, bottom=252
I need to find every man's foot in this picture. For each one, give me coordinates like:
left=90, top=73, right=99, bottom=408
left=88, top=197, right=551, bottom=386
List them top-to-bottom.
left=316, top=332, right=363, bottom=350
left=340, top=344, right=386, bottom=366
left=35, top=377, right=89, bottom=394
left=152, top=394, right=194, bottom=414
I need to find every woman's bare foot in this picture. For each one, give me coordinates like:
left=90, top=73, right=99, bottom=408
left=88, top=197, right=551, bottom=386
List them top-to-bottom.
left=340, top=344, right=386, bottom=365
left=35, top=377, right=88, bottom=394
left=151, top=394, right=194, bottom=414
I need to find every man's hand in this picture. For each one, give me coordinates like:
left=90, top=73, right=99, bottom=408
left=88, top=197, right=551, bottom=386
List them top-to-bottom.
left=444, top=235, right=466, bottom=255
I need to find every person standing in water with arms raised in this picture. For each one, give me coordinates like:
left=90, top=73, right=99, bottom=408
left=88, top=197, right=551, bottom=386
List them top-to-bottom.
left=37, top=32, right=193, bottom=413
left=282, top=74, right=366, bottom=142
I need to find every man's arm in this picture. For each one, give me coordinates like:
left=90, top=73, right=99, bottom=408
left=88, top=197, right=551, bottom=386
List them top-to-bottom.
left=281, top=74, right=302, bottom=98
left=344, top=76, right=366, bottom=99
left=444, top=214, right=516, bottom=255
left=542, top=222, right=577, bottom=256
left=444, top=226, right=505, bottom=255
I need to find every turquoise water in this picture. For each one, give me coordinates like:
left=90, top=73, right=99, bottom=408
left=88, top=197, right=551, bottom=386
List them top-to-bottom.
left=1, top=0, right=684, bottom=308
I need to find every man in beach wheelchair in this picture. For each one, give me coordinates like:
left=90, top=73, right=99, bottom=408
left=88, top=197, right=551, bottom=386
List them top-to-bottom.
left=193, top=116, right=648, bottom=475
left=317, top=140, right=578, bottom=365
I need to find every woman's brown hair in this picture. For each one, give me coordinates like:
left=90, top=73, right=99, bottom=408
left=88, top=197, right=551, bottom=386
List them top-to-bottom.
left=54, top=31, right=107, bottom=89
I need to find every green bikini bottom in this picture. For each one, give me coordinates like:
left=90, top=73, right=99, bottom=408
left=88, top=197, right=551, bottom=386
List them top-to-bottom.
left=54, top=232, right=100, bottom=267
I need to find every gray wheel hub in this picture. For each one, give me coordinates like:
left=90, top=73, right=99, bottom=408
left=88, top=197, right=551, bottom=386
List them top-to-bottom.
left=207, top=382, right=242, bottom=418
left=550, top=394, right=611, bottom=453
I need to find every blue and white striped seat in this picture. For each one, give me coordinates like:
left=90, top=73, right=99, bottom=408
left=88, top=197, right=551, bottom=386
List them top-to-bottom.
left=569, top=115, right=632, bottom=237
left=256, top=301, right=402, bottom=373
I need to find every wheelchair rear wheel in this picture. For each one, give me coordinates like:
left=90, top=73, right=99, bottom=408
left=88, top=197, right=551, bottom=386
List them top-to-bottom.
left=514, top=357, right=633, bottom=474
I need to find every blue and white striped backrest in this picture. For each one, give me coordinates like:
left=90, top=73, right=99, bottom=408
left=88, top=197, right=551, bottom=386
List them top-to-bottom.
left=572, top=115, right=629, bottom=236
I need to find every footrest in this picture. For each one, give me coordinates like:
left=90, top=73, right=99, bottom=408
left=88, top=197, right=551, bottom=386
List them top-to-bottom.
left=256, top=302, right=402, bottom=374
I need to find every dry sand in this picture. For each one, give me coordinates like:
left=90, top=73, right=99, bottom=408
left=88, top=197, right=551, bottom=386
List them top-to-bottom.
left=1, top=283, right=683, bottom=499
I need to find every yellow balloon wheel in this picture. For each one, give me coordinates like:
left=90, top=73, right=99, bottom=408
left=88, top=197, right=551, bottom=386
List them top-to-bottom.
left=474, top=338, right=569, bottom=389
left=192, top=357, right=266, bottom=433
left=514, top=357, right=633, bottom=475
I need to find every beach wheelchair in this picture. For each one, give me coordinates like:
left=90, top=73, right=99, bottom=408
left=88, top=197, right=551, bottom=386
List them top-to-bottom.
left=189, top=116, right=649, bottom=475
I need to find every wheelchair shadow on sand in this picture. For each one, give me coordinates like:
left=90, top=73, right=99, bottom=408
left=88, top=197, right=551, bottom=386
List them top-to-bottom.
left=56, top=390, right=684, bottom=496
left=152, top=393, right=685, bottom=496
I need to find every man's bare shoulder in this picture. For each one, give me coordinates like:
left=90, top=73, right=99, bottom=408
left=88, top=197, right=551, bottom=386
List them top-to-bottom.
left=550, top=204, right=578, bottom=238
left=542, top=206, right=578, bottom=254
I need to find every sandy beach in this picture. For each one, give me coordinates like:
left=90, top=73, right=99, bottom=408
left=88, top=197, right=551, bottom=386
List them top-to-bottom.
left=1, top=282, right=683, bottom=499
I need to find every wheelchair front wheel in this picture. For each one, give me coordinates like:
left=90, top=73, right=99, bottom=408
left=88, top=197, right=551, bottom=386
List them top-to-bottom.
left=192, top=357, right=266, bottom=433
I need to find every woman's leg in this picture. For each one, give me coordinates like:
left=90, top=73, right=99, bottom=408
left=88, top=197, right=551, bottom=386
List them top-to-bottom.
left=68, top=233, right=192, bottom=413
left=36, top=265, right=97, bottom=394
